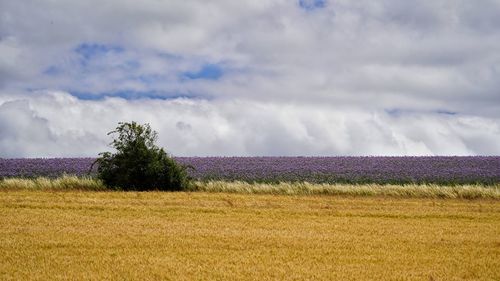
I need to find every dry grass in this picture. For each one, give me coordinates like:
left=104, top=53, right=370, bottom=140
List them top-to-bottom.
left=0, top=175, right=105, bottom=191
left=2, top=177, right=499, bottom=200
left=192, top=181, right=500, bottom=200
left=0, top=191, right=499, bottom=280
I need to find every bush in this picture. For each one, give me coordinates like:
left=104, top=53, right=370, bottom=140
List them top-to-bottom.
left=93, top=121, right=190, bottom=191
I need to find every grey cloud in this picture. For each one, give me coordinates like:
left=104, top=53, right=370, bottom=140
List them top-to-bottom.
left=457, top=0, right=500, bottom=33
left=1, top=1, right=499, bottom=156
left=0, top=100, right=54, bottom=157
left=176, top=121, right=192, bottom=131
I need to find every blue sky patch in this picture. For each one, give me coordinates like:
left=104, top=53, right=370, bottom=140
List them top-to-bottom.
left=299, top=0, right=326, bottom=10
left=74, top=43, right=124, bottom=60
left=157, top=52, right=183, bottom=61
left=122, top=60, right=141, bottom=70
left=183, top=64, right=223, bottom=80
left=43, top=65, right=61, bottom=76
left=136, top=74, right=165, bottom=84
left=69, top=90, right=204, bottom=101
left=385, top=108, right=403, bottom=116
left=386, top=108, right=458, bottom=117
left=436, top=110, right=457, bottom=115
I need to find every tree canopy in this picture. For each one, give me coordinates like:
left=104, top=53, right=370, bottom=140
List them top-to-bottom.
left=93, top=121, right=190, bottom=191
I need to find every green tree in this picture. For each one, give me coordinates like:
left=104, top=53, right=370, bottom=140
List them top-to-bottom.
left=93, top=121, right=190, bottom=191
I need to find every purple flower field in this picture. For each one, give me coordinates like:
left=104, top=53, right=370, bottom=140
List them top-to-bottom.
left=1, top=156, right=499, bottom=185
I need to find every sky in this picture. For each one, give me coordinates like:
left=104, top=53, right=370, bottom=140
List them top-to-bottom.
left=0, top=0, right=499, bottom=157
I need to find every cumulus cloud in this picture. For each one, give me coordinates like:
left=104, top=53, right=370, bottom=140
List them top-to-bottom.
left=0, top=0, right=499, bottom=156
left=0, top=91, right=498, bottom=157
left=0, top=97, right=105, bottom=157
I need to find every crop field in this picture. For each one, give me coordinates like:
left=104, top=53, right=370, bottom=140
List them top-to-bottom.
left=2, top=156, right=500, bottom=185
left=1, top=157, right=499, bottom=280
left=1, top=191, right=499, bottom=280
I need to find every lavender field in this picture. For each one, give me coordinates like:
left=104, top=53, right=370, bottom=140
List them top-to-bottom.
left=1, top=157, right=499, bottom=185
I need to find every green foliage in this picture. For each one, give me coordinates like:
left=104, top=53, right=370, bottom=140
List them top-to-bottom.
left=93, top=122, right=190, bottom=191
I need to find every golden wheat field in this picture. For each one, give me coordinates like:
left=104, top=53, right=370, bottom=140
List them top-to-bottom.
left=0, top=191, right=499, bottom=280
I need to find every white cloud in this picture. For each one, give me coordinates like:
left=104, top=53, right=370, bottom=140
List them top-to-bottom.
left=0, top=0, right=499, bottom=156
left=0, top=91, right=498, bottom=157
left=0, top=97, right=106, bottom=157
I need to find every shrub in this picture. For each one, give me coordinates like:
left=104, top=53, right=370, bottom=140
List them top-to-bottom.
left=93, top=121, right=190, bottom=191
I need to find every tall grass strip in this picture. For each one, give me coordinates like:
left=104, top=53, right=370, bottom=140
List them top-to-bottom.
left=0, top=175, right=106, bottom=191
left=192, top=181, right=500, bottom=200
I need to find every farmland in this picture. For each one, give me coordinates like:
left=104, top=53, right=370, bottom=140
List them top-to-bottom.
left=1, top=156, right=499, bottom=185
left=1, top=156, right=499, bottom=280
left=1, top=191, right=499, bottom=280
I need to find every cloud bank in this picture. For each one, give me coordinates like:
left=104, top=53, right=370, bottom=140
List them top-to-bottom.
left=0, top=0, right=499, bottom=156
left=0, top=91, right=498, bottom=157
